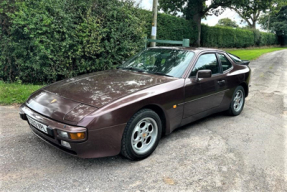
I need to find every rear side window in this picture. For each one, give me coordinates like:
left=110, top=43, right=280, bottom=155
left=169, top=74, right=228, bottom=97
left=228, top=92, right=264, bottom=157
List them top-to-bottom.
left=190, top=53, right=220, bottom=77
left=218, top=53, right=233, bottom=71
left=227, top=53, right=242, bottom=63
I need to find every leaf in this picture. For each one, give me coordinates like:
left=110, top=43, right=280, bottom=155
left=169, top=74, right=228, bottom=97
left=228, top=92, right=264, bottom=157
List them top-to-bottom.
left=163, top=177, right=175, bottom=185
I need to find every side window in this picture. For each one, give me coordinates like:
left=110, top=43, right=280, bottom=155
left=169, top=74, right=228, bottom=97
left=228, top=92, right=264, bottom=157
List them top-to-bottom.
left=190, top=53, right=220, bottom=77
left=218, top=53, right=232, bottom=71
left=227, top=53, right=242, bottom=63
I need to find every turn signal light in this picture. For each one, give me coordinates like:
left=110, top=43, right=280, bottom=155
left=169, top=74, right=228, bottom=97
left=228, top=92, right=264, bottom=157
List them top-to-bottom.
left=57, top=130, right=86, bottom=140
left=69, top=132, right=85, bottom=140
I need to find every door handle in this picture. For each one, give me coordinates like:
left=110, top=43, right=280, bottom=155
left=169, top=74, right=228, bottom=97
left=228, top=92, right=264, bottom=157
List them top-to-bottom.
left=217, top=80, right=225, bottom=84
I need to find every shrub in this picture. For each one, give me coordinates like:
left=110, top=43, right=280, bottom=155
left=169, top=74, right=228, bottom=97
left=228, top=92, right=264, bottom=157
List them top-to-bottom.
left=0, top=0, right=145, bottom=83
left=0, top=1, right=279, bottom=83
left=138, top=10, right=197, bottom=44
left=201, top=25, right=254, bottom=48
left=201, top=25, right=276, bottom=48
left=252, top=29, right=261, bottom=46
left=260, top=32, right=277, bottom=46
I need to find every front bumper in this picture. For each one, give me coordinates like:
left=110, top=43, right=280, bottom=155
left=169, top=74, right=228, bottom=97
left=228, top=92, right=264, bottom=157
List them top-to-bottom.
left=20, top=105, right=126, bottom=158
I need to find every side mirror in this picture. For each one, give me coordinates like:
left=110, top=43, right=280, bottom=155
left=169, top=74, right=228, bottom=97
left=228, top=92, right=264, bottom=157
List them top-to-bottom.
left=196, top=70, right=212, bottom=81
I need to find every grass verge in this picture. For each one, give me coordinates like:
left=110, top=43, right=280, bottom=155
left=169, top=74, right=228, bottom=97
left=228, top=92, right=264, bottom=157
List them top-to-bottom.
left=224, top=47, right=286, bottom=61
left=0, top=81, right=44, bottom=105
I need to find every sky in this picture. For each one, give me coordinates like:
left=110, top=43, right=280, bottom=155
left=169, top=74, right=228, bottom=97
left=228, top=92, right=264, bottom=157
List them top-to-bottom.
left=135, top=0, right=248, bottom=27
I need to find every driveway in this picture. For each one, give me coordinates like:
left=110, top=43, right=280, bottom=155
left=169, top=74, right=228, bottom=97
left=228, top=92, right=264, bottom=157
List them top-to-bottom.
left=1, top=49, right=287, bottom=191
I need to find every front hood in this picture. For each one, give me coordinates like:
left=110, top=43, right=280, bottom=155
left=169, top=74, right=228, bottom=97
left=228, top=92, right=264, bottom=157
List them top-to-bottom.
left=43, top=69, right=176, bottom=107
left=26, top=91, right=97, bottom=124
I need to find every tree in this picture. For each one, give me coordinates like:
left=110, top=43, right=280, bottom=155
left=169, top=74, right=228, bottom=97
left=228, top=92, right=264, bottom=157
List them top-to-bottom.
left=159, top=0, right=244, bottom=46
left=229, top=0, right=273, bottom=29
left=259, top=1, right=287, bottom=32
left=259, top=6, right=287, bottom=45
left=271, top=6, right=287, bottom=35
left=216, top=18, right=238, bottom=27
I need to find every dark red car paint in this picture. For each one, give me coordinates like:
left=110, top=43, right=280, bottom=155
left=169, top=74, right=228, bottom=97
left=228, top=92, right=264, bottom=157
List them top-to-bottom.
left=20, top=47, right=251, bottom=158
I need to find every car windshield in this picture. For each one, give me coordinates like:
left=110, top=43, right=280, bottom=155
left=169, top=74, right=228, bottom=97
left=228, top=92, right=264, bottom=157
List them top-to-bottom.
left=119, top=48, right=195, bottom=78
left=227, top=53, right=242, bottom=63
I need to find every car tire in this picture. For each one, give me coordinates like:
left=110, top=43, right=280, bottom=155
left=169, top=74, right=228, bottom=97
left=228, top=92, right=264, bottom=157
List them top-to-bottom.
left=228, top=86, right=245, bottom=116
left=121, top=109, right=162, bottom=161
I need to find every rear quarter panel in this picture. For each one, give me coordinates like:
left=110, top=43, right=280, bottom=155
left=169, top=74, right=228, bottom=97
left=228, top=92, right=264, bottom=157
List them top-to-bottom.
left=220, top=63, right=251, bottom=111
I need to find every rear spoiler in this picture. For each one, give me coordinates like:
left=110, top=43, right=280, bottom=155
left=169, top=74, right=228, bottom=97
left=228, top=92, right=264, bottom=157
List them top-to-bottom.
left=241, top=60, right=250, bottom=66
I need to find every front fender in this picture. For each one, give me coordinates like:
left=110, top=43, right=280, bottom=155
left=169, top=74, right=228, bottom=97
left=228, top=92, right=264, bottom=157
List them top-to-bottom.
left=79, top=79, right=185, bottom=134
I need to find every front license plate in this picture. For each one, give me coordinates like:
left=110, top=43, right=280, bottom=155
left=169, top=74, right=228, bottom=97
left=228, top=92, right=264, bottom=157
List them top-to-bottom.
left=27, top=115, right=48, bottom=134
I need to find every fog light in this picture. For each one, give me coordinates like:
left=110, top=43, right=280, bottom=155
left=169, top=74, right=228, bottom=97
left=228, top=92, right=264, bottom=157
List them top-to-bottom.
left=57, top=130, right=69, bottom=139
left=69, top=132, right=85, bottom=140
left=61, top=140, right=71, bottom=148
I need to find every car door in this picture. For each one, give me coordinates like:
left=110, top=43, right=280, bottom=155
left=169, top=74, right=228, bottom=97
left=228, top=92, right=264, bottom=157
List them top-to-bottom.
left=183, top=52, right=227, bottom=118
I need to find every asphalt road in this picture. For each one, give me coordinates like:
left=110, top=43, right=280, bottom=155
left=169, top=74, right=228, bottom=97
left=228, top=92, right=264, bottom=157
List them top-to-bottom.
left=1, top=49, right=287, bottom=191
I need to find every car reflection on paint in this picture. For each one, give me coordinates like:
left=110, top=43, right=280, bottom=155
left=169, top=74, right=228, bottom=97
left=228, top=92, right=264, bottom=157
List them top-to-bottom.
left=20, top=47, right=251, bottom=160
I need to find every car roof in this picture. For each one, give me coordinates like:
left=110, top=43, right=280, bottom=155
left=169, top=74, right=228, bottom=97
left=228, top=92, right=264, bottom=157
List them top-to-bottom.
left=148, top=46, right=226, bottom=53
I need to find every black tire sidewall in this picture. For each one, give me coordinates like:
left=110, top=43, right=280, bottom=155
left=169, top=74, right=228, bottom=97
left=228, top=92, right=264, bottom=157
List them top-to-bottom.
left=229, top=86, right=245, bottom=116
left=122, top=109, right=162, bottom=160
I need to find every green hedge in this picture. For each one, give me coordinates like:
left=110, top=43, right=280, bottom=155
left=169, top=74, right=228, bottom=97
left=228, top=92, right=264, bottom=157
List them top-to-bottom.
left=0, top=0, right=145, bottom=83
left=0, top=1, right=279, bottom=83
left=138, top=10, right=197, bottom=43
left=139, top=11, right=277, bottom=48
left=201, top=25, right=277, bottom=48
left=260, top=32, right=277, bottom=46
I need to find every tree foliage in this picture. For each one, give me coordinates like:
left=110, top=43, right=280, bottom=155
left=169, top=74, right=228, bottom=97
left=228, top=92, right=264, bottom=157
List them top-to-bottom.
left=229, top=0, right=273, bottom=29
left=259, top=5, right=287, bottom=45
left=259, top=5, right=287, bottom=34
left=216, top=18, right=238, bottom=27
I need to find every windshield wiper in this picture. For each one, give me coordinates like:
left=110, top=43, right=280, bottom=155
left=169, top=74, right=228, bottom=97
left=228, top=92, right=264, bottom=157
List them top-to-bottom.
left=118, top=66, right=146, bottom=73
left=118, top=67, right=174, bottom=77
left=147, top=71, right=174, bottom=77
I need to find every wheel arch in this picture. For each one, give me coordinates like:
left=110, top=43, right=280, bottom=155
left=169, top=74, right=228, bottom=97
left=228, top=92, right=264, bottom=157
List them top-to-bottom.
left=240, top=82, right=249, bottom=97
left=139, top=104, right=168, bottom=137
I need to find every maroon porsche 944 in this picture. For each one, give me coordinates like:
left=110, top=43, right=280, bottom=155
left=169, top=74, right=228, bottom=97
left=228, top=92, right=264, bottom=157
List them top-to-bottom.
left=20, top=47, right=251, bottom=160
